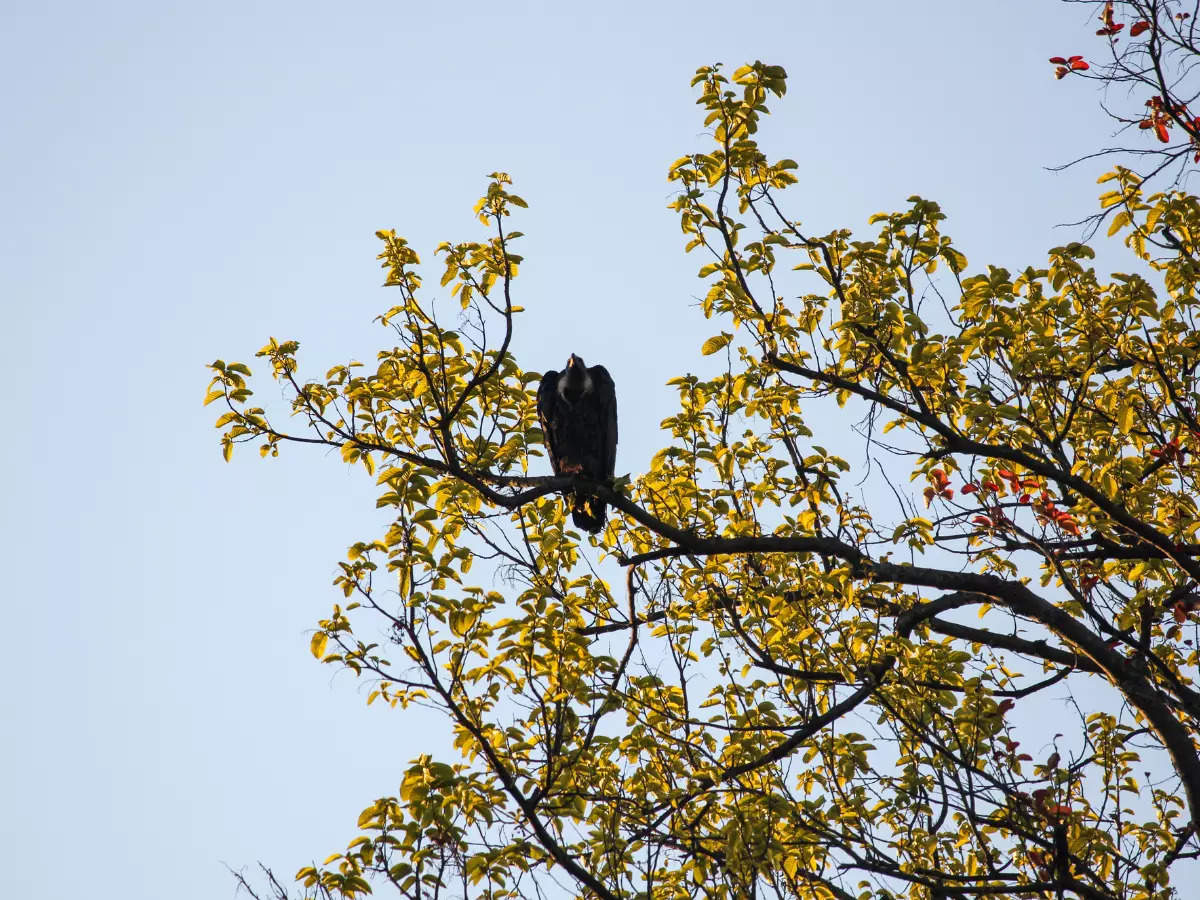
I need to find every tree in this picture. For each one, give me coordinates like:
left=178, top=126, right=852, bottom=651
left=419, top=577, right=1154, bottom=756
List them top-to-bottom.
left=210, top=60, right=1200, bottom=900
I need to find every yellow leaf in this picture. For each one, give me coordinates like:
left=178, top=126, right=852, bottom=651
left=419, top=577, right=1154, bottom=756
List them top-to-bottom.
left=701, top=333, right=732, bottom=355
left=1118, top=403, right=1136, bottom=435
left=449, top=609, right=479, bottom=637
left=310, top=632, right=328, bottom=659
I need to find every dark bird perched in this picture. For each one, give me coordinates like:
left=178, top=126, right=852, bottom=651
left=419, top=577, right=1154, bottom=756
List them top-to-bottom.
left=537, top=354, right=617, bottom=533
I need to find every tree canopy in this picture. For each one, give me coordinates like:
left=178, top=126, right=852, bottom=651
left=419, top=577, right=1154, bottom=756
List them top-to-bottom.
left=211, top=56, right=1200, bottom=900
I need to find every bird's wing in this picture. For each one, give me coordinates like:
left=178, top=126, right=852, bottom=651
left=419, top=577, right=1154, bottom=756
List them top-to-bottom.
left=590, top=365, right=618, bottom=479
left=536, top=370, right=563, bottom=474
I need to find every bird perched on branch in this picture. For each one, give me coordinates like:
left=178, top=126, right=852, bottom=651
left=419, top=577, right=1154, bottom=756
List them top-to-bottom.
left=537, top=354, right=617, bottom=533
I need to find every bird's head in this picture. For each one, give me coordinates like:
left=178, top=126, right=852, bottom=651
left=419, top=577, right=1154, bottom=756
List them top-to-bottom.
left=560, top=353, right=591, bottom=395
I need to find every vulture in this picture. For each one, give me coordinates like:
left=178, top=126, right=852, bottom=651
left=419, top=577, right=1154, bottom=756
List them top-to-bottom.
left=537, top=354, right=618, bottom=533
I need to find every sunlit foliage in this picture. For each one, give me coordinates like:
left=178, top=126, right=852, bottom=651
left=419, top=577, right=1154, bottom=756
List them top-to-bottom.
left=212, top=62, right=1200, bottom=900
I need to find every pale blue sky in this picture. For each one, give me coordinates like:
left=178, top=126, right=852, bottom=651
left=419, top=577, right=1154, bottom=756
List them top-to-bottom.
left=3, top=3, right=1121, bottom=898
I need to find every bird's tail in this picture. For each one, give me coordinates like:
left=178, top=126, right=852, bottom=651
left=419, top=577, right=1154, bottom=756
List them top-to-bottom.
left=571, top=493, right=607, bottom=533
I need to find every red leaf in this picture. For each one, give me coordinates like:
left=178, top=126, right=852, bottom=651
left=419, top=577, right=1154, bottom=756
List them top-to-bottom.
left=1131, top=20, right=1151, bottom=36
left=1068, top=55, right=1085, bottom=62
left=1049, top=56, right=1067, bottom=64
left=1070, top=59, right=1090, bottom=71
left=1055, top=67, right=1069, bottom=80
left=1139, top=119, right=1154, bottom=129
left=1156, top=121, right=1171, bottom=142
left=961, top=483, right=979, bottom=494
left=973, top=515, right=993, bottom=527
